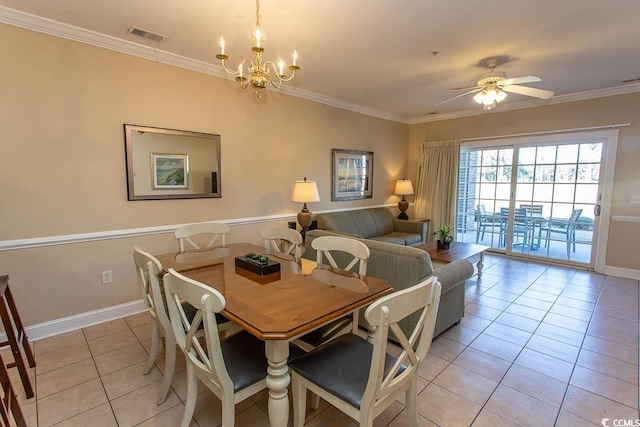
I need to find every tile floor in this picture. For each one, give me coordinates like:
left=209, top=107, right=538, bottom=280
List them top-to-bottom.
left=11, top=254, right=640, bottom=426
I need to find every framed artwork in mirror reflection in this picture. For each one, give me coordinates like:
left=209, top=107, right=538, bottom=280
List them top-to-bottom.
left=152, top=153, right=189, bottom=189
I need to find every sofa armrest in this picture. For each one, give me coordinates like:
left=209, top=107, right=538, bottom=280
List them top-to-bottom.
left=392, top=219, right=427, bottom=244
left=431, top=259, right=474, bottom=294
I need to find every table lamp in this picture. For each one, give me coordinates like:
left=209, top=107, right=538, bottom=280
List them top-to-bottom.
left=291, top=177, right=320, bottom=232
left=394, top=179, right=414, bottom=220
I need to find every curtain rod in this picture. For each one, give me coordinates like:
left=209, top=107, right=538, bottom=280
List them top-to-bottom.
left=460, top=123, right=631, bottom=143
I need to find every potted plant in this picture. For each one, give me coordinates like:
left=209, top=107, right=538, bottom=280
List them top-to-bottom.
left=434, top=225, right=454, bottom=250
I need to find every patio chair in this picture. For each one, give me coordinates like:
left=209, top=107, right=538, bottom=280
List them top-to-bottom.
left=475, top=204, right=501, bottom=244
left=500, top=207, right=530, bottom=248
left=540, top=209, right=583, bottom=257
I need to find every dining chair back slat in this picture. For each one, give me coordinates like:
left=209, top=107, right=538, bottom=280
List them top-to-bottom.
left=175, top=222, right=230, bottom=253
left=260, top=227, right=303, bottom=260
left=311, top=235, right=370, bottom=276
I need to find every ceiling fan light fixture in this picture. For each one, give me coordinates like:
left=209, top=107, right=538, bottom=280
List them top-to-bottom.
left=495, top=89, right=508, bottom=102
left=473, top=90, right=486, bottom=104
left=483, top=101, right=497, bottom=111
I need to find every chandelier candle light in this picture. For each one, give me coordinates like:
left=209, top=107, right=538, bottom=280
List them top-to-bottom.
left=216, top=0, right=300, bottom=97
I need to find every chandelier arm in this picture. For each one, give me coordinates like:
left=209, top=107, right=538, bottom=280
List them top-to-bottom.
left=219, top=59, right=240, bottom=75
left=263, top=60, right=297, bottom=83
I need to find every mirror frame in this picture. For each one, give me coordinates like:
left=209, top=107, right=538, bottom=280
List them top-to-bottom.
left=124, top=124, right=222, bottom=201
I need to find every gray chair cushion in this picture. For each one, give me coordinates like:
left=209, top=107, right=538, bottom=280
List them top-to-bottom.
left=297, top=316, right=354, bottom=347
left=222, top=331, right=305, bottom=393
left=290, top=333, right=404, bottom=409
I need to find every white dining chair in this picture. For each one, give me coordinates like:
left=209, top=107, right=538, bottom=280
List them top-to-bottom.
left=174, top=222, right=230, bottom=253
left=260, top=227, right=303, bottom=260
left=297, top=235, right=371, bottom=350
left=133, top=246, right=233, bottom=405
left=163, top=268, right=269, bottom=427
left=290, top=276, right=442, bottom=427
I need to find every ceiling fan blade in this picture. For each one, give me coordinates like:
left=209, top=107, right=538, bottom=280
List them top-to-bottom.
left=501, top=76, right=541, bottom=85
left=503, top=84, right=554, bottom=99
left=449, top=85, right=482, bottom=91
left=435, top=88, right=483, bottom=106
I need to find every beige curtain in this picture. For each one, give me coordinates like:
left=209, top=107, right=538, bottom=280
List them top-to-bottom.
left=414, top=140, right=460, bottom=241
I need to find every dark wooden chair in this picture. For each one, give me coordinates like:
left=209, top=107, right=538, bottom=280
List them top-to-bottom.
left=0, top=275, right=35, bottom=400
left=0, top=351, right=27, bottom=427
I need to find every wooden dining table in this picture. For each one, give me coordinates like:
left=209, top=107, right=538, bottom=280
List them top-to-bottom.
left=154, top=242, right=392, bottom=427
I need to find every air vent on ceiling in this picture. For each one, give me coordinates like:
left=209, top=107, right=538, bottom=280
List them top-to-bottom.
left=127, top=26, right=167, bottom=43
left=622, top=77, right=640, bottom=84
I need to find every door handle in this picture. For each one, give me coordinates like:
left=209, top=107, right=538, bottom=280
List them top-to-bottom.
left=594, top=204, right=601, bottom=216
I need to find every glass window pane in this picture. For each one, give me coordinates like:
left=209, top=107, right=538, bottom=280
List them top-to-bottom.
left=579, top=143, right=602, bottom=163
left=556, top=144, right=579, bottom=164
left=536, top=146, right=557, bottom=164
left=518, top=147, right=536, bottom=165
left=497, top=149, right=513, bottom=166
left=481, top=150, right=498, bottom=166
left=577, top=164, right=600, bottom=183
left=517, top=165, right=534, bottom=182
left=535, top=165, right=555, bottom=182
left=555, top=165, right=577, bottom=183
left=480, top=166, right=497, bottom=182
left=496, top=166, right=512, bottom=182
left=494, top=183, right=510, bottom=200
left=515, top=183, right=533, bottom=201
left=479, top=184, right=496, bottom=200
left=534, top=184, right=554, bottom=202
left=553, top=184, right=576, bottom=203
left=575, top=184, right=598, bottom=203
left=549, top=203, right=573, bottom=219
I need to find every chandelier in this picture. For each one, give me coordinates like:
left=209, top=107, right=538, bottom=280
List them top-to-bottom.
left=216, top=0, right=300, bottom=97
left=473, top=84, right=507, bottom=110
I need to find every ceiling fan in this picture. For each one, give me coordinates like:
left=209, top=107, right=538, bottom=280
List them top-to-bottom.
left=437, top=59, right=554, bottom=110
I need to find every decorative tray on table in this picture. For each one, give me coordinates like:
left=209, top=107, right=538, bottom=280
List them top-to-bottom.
left=234, top=253, right=281, bottom=276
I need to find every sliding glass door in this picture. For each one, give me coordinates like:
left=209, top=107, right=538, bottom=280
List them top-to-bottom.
left=457, top=130, right=616, bottom=269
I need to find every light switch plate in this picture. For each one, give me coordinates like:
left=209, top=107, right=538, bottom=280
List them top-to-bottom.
left=631, top=195, right=640, bottom=204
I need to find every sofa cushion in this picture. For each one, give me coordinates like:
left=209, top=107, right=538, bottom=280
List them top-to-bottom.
left=316, top=208, right=425, bottom=246
left=373, top=232, right=423, bottom=246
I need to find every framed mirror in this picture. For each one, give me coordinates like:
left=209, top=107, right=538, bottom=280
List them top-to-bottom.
left=124, top=124, right=221, bottom=200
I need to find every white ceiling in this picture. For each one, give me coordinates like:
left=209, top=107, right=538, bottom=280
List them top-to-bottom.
left=2, top=0, right=640, bottom=123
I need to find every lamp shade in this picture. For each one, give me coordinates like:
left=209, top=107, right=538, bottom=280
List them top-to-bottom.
left=291, top=178, right=320, bottom=203
left=394, top=179, right=414, bottom=196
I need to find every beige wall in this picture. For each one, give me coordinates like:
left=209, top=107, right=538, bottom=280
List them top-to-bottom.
left=0, top=24, right=409, bottom=326
left=408, top=93, right=640, bottom=270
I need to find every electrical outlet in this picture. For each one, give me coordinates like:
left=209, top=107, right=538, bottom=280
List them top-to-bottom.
left=101, top=271, right=113, bottom=285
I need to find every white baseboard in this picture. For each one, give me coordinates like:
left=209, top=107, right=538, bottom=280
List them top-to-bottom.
left=603, top=265, right=640, bottom=281
left=10, top=299, right=147, bottom=342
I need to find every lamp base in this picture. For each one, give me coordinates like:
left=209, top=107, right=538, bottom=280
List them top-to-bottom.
left=397, top=199, right=409, bottom=220
left=297, top=211, right=312, bottom=230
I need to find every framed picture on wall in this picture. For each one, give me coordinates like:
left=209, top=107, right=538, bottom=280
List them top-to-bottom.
left=331, top=149, right=373, bottom=201
left=152, top=153, right=189, bottom=189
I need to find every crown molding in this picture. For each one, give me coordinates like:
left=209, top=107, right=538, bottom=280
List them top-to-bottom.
left=0, top=6, right=407, bottom=124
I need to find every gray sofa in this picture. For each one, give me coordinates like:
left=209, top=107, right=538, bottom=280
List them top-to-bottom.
left=315, top=207, right=427, bottom=246
left=304, top=229, right=474, bottom=338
